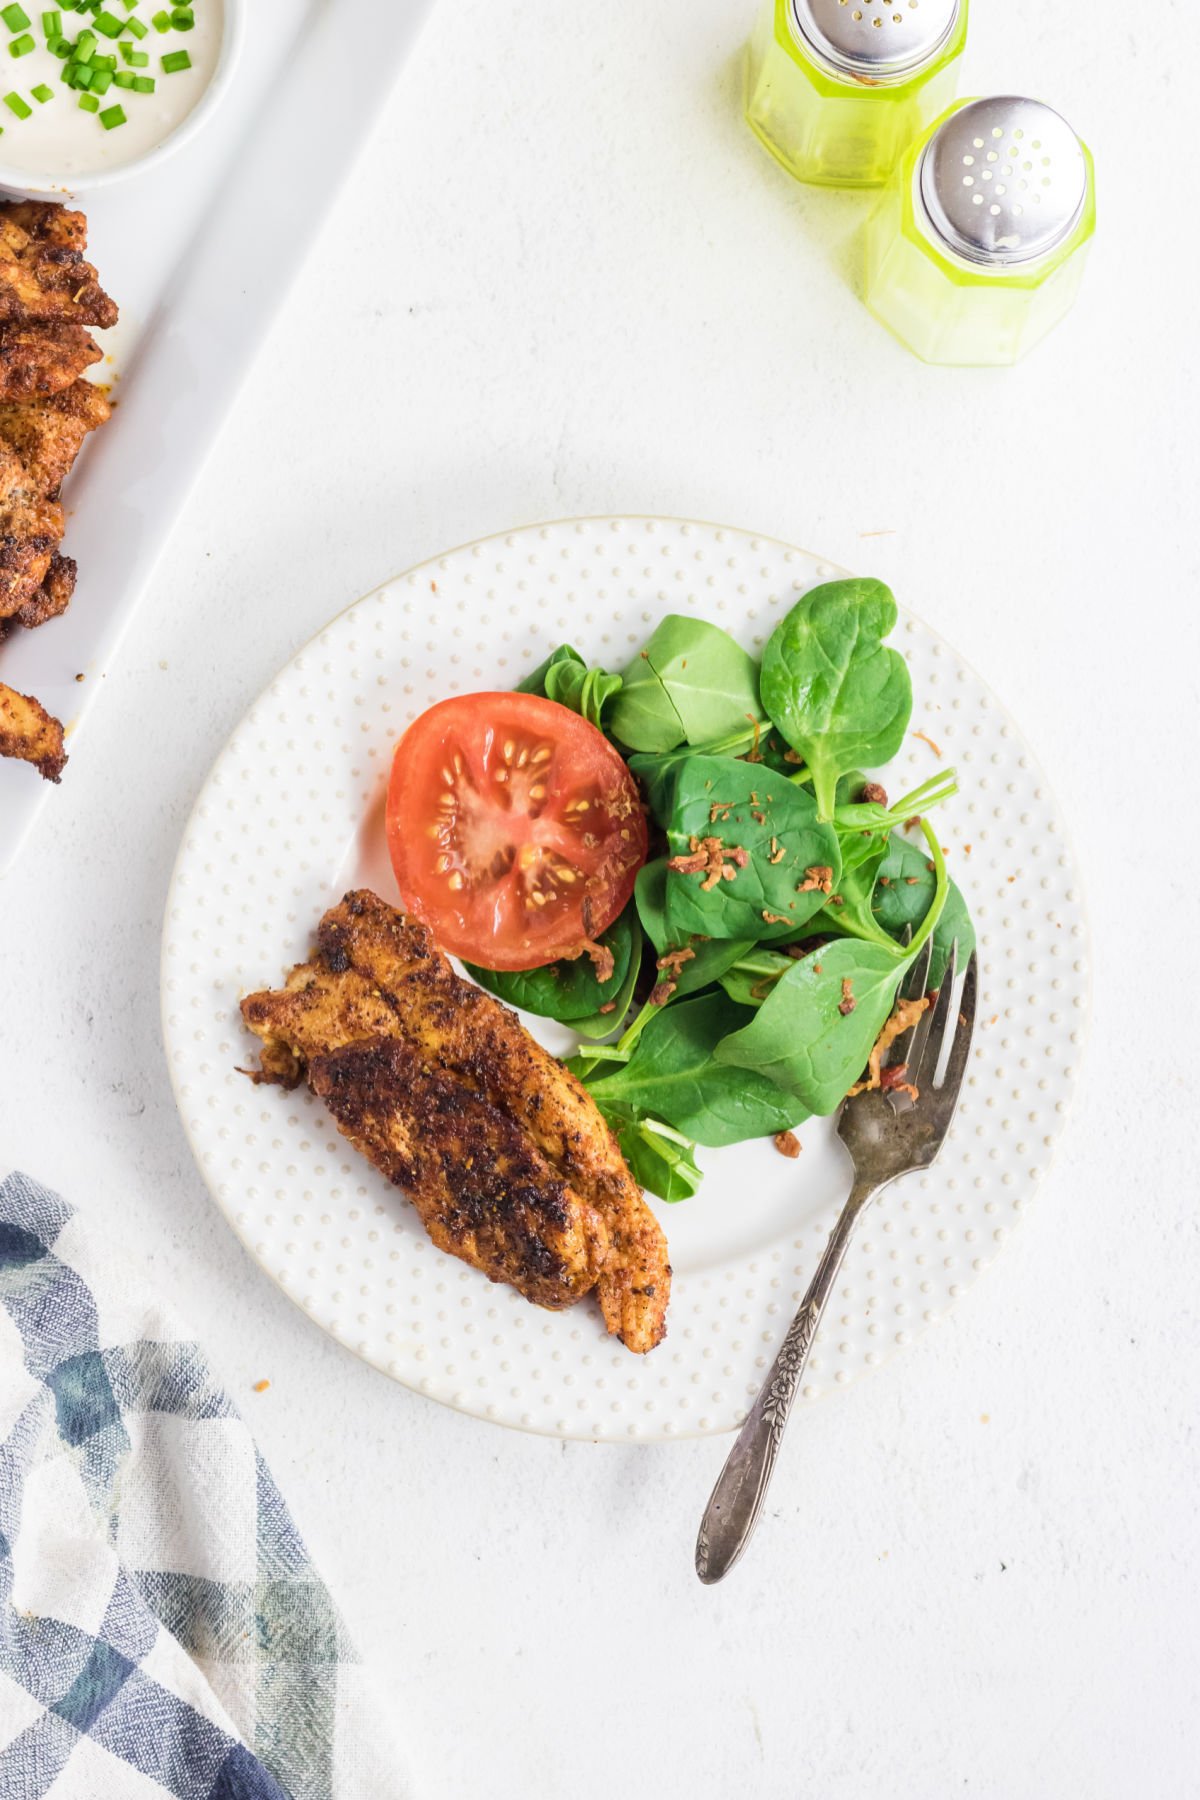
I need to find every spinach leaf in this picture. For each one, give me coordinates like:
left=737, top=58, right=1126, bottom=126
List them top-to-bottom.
left=760, top=578, right=913, bottom=822
left=609, top=616, right=764, bottom=753
left=516, top=643, right=622, bottom=729
left=517, top=643, right=584, bottom=695
left=543, top=658, right=622, bottom=729
left=631, top=727, right=806, bottom=826
left=663, top=757, right=842, bottom=944
left=714, top=824, right=951, bottom=1113
left=871, top=835, right=975, bottom=991
left=634, top=859, right=755, bottom=995
left=465, top=909, right=638, bottom=1025
left=568, top=916, right=645, bottom=1040
left=714, top=938, right=910, bottom=1116
left=718, top=948, right=797, bottom=1008
left=586, top=992, right=809, bottom=1147
left=604, top=1108, right=703, bottom=1203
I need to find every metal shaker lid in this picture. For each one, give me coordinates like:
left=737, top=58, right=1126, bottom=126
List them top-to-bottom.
left=789, top=0, right=962, bottom=87
left=918, top=97, right=1089, bottom=267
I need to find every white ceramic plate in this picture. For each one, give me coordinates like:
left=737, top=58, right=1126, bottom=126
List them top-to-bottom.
left=0, top=0, right=434, bottom=877
left=162, top=518, right=1089, bottom=1441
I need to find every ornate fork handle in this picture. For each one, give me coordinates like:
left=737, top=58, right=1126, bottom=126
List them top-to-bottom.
left=696, top=1175, right=881, bottom=1585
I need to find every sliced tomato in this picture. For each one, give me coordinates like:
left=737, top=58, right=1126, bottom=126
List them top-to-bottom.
left=385, top=692, right=647, bottom=971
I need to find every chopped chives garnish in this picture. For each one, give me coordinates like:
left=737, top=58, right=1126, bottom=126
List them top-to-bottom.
left=0, top=5, right=30, bottom=29
left=93, top=6, right=121, bottom=32
left=150, top=6, right=167, bottom=25
left=170, top=6, right=191, bottom=25
left=41, top=7, right=61, bottom=31
left=123, top=8, right=143, bottom=29
left=74, top=26, right=94, bottom=54
left=8, top=30, right=34, bottom=51
left=48, top=33, right=67, bottom=51
left=118, top=36, right=142, bottom=58
left=159, top=45, right=187, bottom=70
left=91, top=49, right=114, bottom=64
left=70, top=59, right=92, bottom=82
left=89, top=61, right=109, bottom=87
left=111, top=63, right=130, bottom=82
left=130, top=70, right=149, bottom=89
left=31, top=80, right=51, bottom=98
left=76, top=87, right=97, bottom=107
left=3, top=88, right=31, bottom=114
left=98, top=98, right=123, bottom=125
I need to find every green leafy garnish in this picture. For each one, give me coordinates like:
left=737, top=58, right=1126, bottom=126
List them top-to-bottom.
left=760, top=578, right=913, bottom=822
left=609, top=616, right=764, bottom=753
left=662, top=757, right=841, bottom=944
left=465, top=909, right=640, bottom=1031
left=585, top=992, right=809, bottom=1147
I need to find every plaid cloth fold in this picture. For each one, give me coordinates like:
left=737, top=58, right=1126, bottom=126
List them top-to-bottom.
left=0, top=1172, right=407, bottom=1800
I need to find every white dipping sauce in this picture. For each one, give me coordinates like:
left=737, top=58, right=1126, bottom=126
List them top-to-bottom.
left=0, top=1, right=222, bottom=178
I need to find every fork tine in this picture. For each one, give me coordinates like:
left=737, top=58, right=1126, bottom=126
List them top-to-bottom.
left=882, top=934, right=934, bottom=1071
left=898, top=935, right=941, bottom=1077
left=912, top=939, right=958, bottom=1088
left=936, top=950, right=978, bottom=1096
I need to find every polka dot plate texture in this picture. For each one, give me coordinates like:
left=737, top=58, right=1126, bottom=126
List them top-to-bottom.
left=162, top=518, right=1089, bottom=1442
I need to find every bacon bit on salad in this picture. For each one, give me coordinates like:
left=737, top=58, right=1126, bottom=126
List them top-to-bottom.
left=743, top=715, right=764, bottom=762
left=911, top=729, right=943, bottom=758
left=783, top=748, right=804, bottom=765
left=861, top=782, right=889, bottom=806
left=709, top=800, right=734, bottom=824
left=751, top=809, right=767, bottom=825
left=905, top=815, right=923, bottom=832
left=668, top=835, right=749, bottom=891
left=768, top=837, right=786, bottom=865
left=964, top=843, right=973, bottom=854
left=798, top=865, right=834, bottom=895
left=879, top=875, right=891, bottom=887
left=905, top=876, right=920, bottom=885
left=829, top=894, right=845, bottom=908
left=762, top=910, right=792, bottom=926
left=577, top=939, right=616, bottom=983
left=656, top=946, right=696, bottom=979
left=812, top=962, right=823, bottom=974
left=839, top=978, right=857, bottom=1016
left=649, top=979, right=677, bottom=1007
left=847, top=994, right=930, bottom=1096
left=599, top=1001, right=617, bottom=1015
left=773, top=1130, right=802, bottom=1159
left=253, top=1379, right=271, bottom=1393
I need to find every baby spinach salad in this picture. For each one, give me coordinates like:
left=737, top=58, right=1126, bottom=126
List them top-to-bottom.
left=467, top=579, right=975, bottom=1201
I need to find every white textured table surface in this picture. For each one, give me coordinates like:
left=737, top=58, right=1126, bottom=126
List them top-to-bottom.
left=2, top=4, right=1197, bottom=1797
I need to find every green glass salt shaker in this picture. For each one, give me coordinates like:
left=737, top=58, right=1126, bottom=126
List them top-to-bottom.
left=746, top=0, right=969, bottom=189
left=864, top=96, right=1096, bottom=364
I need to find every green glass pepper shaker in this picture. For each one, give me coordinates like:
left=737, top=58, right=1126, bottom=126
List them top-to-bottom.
left=746, top=0, right=969, bottom=189
left=864, top=96, right=1096, bottom=364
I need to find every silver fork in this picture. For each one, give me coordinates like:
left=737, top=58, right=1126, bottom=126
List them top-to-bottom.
left=695, top=940, right=978, bottom=1585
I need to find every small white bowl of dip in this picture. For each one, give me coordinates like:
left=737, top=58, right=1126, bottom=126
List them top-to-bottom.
left=0, top=0, right=243, bottom=196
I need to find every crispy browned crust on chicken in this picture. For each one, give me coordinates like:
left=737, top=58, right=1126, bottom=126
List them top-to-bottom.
left=0, top=202, right=117, bottom=329
left=0, top=322, right=102, bottom=401
left=0, top=378, right=112, bottom=496
left=0, top=444, right=64, bottom=619
left=5, top=551, right=75, bottom=630
left=0, top=679, right=65, bottom=780
left=241, top=889, right=671, bottom=1353
left=311, top=1037, right=611, bottom=1312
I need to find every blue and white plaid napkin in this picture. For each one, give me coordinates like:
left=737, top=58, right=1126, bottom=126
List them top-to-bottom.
left=0, top=1172, right=407, bottom=1800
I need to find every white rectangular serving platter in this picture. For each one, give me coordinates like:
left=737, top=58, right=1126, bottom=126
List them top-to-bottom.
left=0, top=0, right=435, bottom=877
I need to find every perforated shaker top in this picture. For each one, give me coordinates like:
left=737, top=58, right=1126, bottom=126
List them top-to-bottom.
left=789, top=0, right=962, bottom=85
left=918, top=97, right=1089, bottom=267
